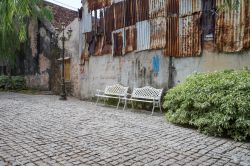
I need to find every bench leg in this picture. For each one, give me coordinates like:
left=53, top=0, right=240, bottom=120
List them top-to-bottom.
left=96, top=96, right=100, bottom=106
left=116, top=98, right=121, bottom=109
left=123, top=99, right=127, bottom=111
left=132, top=101, right=134, bottom=109
left=151, top=102, right=155, bottom=115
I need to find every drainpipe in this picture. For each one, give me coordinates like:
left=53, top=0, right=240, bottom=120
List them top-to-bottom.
left=168, top=56, right=175, bottom=89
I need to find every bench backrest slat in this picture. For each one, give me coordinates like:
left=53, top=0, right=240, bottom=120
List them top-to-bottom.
left=104, top=84, right=128, bottom=97
left=131, top=86, right=163, bottom=100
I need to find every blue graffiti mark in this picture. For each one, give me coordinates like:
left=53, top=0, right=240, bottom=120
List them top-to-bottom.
left=152, top=55, right=160, bottom=76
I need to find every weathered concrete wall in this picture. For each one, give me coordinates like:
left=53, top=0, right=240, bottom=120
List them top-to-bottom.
left=77, top=47, right=250, bottom=99
left=79, top=50, right=170, bottom=99
left=173, top=50, right=250, bottom=84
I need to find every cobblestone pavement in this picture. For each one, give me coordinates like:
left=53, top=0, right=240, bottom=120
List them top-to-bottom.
left=0, top=92, right=249, bottom=166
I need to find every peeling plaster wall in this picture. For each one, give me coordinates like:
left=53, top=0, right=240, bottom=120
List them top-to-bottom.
left=77, top=48, right=250, bottom=99
left=79, top=50, right=170, bottom=99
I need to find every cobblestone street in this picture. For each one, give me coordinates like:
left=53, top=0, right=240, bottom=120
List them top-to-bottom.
left=0, top=92, right=249, bottom=166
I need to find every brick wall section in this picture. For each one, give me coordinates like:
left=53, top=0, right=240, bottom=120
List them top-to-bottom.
left=45, top=1, right=78, bottom=28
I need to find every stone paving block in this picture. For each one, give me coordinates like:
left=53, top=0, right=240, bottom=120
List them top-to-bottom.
left=0, top=92, right=249, bottom=166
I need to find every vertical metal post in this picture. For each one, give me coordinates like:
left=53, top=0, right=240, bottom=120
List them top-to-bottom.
left=60, top=26, right=67, bottom=100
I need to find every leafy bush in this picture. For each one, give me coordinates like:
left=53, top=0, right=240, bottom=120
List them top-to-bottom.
left=163, top=69, right=250, bottom=141
left=0, top=75, right=26, bottom=90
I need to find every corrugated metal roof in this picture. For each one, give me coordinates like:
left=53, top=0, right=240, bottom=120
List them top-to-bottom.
left=150, top=17, right=166, bottom=49
left=136, top=20, right=150, bottom=51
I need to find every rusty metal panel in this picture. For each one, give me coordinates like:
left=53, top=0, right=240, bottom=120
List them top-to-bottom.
left=88, top=0, right=111, bottom=11
left=125, top=0, right=137, bottom=26
left=136, top=0, right=149, bottom=22
left=149, top=0, right=166, bottom=18
left=166, top=0, right=179, bottom=16
left=179, top=0, right=202, bottom=17
left=215, top=0, right=245, bottom=52
left=244, top=1, right=250, bottom=49
left=113, top=2, right=125, bottom=30
left=104, top=6, right=114, bottom=44
left=164, top=13, right=202, bottom=57
left=179, top=13, right=201, bottom=56
left=164, top=16, right=179, bottom=56
left=150, top=17, right=166, bottom=49
left=136, top=20, right=150, bottom=51
left=125, top=26, right=137, bottom=53
left=113, top=31, right=123, bottom=56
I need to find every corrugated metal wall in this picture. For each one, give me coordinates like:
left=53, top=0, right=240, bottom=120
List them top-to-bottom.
left=82, top=0, right=250, bottom=57
left=149, top=0, right=166, bottom=18
left=164, top=0, right=202, bottom=57
left=215, top=0, right=250, bottom=52
left=150, top=17, right=166, bottom=49
left=136, top=21, right=150, bottom=51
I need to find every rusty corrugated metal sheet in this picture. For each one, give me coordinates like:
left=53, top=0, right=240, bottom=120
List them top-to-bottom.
left=88, top=0, right=111, bottom=11
left=125, top=0, right=137, bottom=26
left=136, top=0, right=149, bottom=22
left=149, top=0, right=166, bottom=19
left=166, top=0, right=179, bottom=16
left=179, top=0, right=201, bottom=17
left=215, top=0, right=245, bottom=52
left=244, top=0, right=250, bottom=49
left=113, top=2, right=125, bottom=30
left=104, top=6, right=114, bottom=44
left=164, top=13, right=201, bottom=57
left=179, top=13, right=201, bottom=56
left=164, top=16, right=179, bottom=56
left=150, top=17, right=166, bottom=49
left=136, top=20, right=150, bottom=51
left=125, top=26, right=137, bottom=53
left=113, top=31, right=123, bottom=56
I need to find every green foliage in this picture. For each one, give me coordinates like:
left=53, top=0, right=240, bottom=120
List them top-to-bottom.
left=0, top=0, right=53, bottom=62
left=163, top=69, right=250, bottom=141
left=0, top=75, right=26, bottom=90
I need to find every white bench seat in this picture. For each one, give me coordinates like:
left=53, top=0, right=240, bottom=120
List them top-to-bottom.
left=95, top=84, right=129, bottom=109
left=123, top=86, right=163, bottom=115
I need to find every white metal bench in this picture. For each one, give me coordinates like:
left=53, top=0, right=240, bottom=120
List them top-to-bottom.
left=95, top=84, right=129, bottom=109
left=123, top=86, right=163, bottom=115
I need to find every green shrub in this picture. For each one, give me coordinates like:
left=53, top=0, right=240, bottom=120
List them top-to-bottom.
left=163, top=69, right=250, bottom=141
left=0, top=75, right=26, bottom=90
